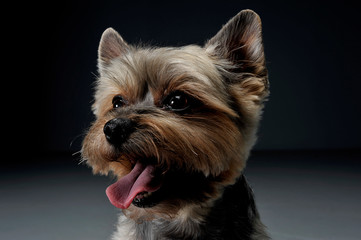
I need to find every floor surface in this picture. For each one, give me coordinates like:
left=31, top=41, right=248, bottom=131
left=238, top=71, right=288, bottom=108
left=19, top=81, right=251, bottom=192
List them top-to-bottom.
left=1, top=151, right=360, bottom=240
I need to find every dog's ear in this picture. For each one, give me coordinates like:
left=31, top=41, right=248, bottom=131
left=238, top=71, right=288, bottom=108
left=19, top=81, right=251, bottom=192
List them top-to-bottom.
left=205, top=9, right=268, bottom=104
left=205, top=10, right=267, bottom=84
left=98, top=28, right=129, bottom=71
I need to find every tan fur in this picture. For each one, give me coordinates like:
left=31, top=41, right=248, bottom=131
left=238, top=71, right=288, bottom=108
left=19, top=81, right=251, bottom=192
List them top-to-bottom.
left=82, top=9, right=269, bottom=239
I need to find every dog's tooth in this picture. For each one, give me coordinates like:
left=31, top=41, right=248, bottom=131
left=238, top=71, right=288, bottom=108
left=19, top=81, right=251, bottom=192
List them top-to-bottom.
left=143, top=192, right=152, bottom=198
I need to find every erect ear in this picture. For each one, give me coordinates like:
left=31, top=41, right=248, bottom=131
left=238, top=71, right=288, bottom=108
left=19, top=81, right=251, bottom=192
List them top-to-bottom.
left=205, top=10, right=267, bottom=81
left=98, top=28, right=130, bottom=71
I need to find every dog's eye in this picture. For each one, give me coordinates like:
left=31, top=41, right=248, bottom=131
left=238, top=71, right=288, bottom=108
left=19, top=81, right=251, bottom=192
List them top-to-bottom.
left=164, top=92, right=190, bottom=112
left=112, top=95, right=126, bottom=108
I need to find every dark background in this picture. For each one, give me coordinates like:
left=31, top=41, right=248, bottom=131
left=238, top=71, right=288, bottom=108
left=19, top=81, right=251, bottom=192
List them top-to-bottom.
left=7, top=0, right=360, bottom=155
left=2, top=1, right=361, bottom=240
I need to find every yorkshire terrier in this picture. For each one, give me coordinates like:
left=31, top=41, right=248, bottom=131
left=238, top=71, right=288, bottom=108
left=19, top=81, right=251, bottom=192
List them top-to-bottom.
left=82, top=9, right=270, bottom=240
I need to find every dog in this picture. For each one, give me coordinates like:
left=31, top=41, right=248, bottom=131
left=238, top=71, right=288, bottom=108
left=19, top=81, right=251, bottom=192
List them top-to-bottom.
left=82, top=9, right=270, bottom=240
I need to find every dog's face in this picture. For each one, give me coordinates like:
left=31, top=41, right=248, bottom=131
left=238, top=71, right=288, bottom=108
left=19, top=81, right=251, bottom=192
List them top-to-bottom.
left=82, top=10, right=268, bottom=220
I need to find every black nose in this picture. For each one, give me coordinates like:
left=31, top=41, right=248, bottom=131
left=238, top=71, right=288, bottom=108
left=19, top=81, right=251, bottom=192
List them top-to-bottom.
left=103, top=118, right=135, bottom=145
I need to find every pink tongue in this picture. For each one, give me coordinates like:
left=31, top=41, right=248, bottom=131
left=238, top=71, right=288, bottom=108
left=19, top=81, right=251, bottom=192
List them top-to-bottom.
left=106, top=162, right=160, bottom=209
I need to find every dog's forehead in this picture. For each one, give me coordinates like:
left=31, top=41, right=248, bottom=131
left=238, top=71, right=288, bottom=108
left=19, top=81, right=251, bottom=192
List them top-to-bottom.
left=95, top=45, right=229, bottom=113
left=134, top=46, right=225, bottom=98
left=143, top=46, right=219, bottom=87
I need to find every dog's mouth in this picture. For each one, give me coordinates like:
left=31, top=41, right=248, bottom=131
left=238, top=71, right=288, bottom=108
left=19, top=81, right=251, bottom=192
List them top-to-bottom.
left=105, top=158, right=217, bottom=210
left=106, top=161, right=164, bottom=209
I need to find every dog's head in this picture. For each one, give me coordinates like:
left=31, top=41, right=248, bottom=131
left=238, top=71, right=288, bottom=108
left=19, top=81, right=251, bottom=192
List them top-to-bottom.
left=82, top=9, right=268, bottom=220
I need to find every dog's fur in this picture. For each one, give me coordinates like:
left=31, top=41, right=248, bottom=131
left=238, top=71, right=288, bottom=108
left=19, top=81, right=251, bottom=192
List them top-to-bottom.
left=82, top=9, right=270, bottom=240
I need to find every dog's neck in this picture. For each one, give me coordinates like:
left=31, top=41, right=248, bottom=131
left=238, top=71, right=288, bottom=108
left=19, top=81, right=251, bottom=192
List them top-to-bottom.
left=200, top=174, right=270, bottom=240
left=112, top=175, right=269, bottom=240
